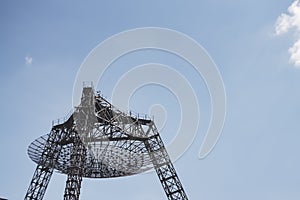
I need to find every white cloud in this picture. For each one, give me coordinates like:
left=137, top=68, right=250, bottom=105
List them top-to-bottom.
left=275, top=0, right=300, bottom=67
left=275, top=13, right=293, bottom=35
left=289, top=39, right=300, bottom=66
left=25, top=56, right=33, bottom=65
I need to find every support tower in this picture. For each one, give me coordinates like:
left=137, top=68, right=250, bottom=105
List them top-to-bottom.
left=25, top=84, right=189, bottom=200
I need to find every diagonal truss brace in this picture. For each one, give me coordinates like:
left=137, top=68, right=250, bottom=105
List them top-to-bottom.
left=144, top=125, right=189, bottom=200
left=25, top=128, right=65, bottom=200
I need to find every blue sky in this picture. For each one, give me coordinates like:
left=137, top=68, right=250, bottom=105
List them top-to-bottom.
left=1, top=1, right=300, bottom=200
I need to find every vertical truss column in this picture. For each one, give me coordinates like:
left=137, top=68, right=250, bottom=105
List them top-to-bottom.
left=25, top=128, right=63, bottom=200
left=145, top=132, right=188, bottom=200
left=63, top=134, right=86, bottom=200
left=24, top=164, right=54, bottom=200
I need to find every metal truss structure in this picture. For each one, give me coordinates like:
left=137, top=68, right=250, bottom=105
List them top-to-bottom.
left=25, top=84, right=189, bottom=200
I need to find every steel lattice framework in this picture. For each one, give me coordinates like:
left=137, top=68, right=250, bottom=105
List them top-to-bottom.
left=25, top=84, right=189, bottom=200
